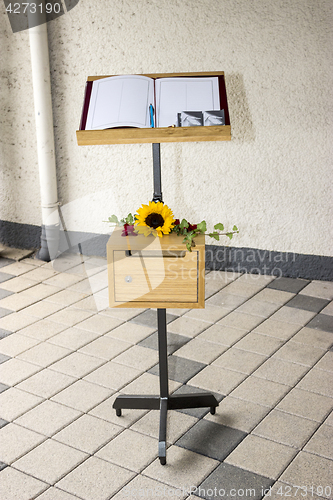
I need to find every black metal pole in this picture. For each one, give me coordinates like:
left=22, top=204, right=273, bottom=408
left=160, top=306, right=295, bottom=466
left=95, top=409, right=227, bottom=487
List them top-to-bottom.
left=112, top=142, right=219, bottom=466
left=152, top=143, right=162, bottom=202
left=157, top=308, right=168, bottom=465
left=157, top=309, right=169, bottom=398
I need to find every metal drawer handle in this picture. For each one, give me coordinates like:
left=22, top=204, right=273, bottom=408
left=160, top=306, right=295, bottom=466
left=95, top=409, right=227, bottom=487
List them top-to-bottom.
left=124, top=250, right=186, bottom=258
left=125, top=275, right=132, bottom=283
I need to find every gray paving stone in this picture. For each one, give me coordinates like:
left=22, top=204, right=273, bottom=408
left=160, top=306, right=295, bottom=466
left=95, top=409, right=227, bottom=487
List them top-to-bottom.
left=1, top=248, right=33, bottom=260
left=0, top=258, right=15, bottom=268
left=1, top=269, right=333, bottom=500
left=0, top=272, right=15, bottom=283
left=267, top=277, right=309, bottom=294
left=299, top=281, right=333, bottom=300
left=0, top=289, right=14, bottom=300
left=286, top=294, right=330, bottom=313
left=322, top=301, right=333, bottom=316
left=270, top=306, right=316, bottom=326
left=0, top=308, right=12, bottom=318
left=130, top=309, right=177, bottom=328
left=306, top=314, right=333, bottom=333
left=292, top=327, right=333, bottom=350
left=0, top=329, right=12, bottom=339
left=138, top=331, right=190, bottom=354
left=233, top=332, right=283, bottom=356
left=273, top=341, right=325, bottom=367
left=212, top=348, right=266, bottom=375
left=315, top=352, right=333, bottom=372
left=0, top=354, right=10, bottom=364
left=148, top=355, right=206, bottom=383
left=253, top=358, right=309, bottom=387
left=190, top=364, right=247, bottom=396
left=297, top=368, right=333, bottom=398
left=230, top=376, right=289, bottom=408
left=173, top=384, right=224, bottom=418
left=0, top=387, right=43, bottom=421
left=277, top=387, right=333, bottom=422
left=205, top=396, right=270, bottom=433
left=130, top=407, right=198, bottom=444
left=252, top=409, right=319, bottom=449
left=0, top=418, right=8, bottom=428
left=176, top=419, right=246, bottom=461
left=0, top=423, right=47, bottom=465
left=304, top=424, right=333, bottom=460
left=96, top=428, right=158, bottom=472
left=225, top=434, right=297, bottom=479
left=14, top=439, right=88, bottom=485
left=142, top=445, right=218, bottom=490
left=280, top=451, right=333, bottom=498
left=56, top=456, right=135, bottom=500
left=198, top=462, right=274, bottom=500
left=0, top=467, right=48, bottom=499
left=111, top=475, right=187, bottom=500
left=34, top=487, right=84, bottom=500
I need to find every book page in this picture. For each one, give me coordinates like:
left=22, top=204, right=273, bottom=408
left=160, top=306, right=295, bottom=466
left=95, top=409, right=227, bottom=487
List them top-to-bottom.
left=85, top=75, right=154, bottom=129
left=155, top=77, right=220, bottom=127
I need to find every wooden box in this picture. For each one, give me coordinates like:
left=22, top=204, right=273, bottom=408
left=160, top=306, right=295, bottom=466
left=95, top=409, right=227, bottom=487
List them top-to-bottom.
left=107, top=229, right=205, bottom=308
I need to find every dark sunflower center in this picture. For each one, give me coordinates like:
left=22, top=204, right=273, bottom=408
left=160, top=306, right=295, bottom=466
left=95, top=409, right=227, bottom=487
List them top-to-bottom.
left=145, top=213, right=165, bottom=228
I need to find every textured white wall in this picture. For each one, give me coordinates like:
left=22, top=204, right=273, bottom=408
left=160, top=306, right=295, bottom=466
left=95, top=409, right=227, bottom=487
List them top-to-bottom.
left=1, top=0, right=332, bottom=256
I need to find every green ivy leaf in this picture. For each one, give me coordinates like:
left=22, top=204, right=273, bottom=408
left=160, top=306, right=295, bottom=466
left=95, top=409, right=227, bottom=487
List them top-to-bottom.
left=126, top=213, right=134, bottom=225
left=108, top=215, right=119, bottom=224
left=180, top=218, right=189, bottom=230
left=196, top=220, right=207, bottom=233
left=214, top=223, right=224, bottom=231
left=233, top=225, right=238, bottom=231
left=209, top=232, right=220, bottom=241
left=182, top=233, right=192, bottom=243
left=183, top=233, right=195, bottom=251
left=226, top=233, right=233, bottom=240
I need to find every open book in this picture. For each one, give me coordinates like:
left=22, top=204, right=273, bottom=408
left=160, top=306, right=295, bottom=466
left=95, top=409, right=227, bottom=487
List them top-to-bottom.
left=84, top=75, right=221, bottom=130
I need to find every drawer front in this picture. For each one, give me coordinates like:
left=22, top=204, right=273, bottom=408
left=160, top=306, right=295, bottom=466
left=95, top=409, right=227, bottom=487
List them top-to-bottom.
left=113, top=250, right=198, bottom=303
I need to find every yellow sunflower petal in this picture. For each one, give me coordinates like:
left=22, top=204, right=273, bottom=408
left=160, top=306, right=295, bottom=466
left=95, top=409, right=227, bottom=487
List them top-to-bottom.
left=134, top=201, right=175, bottom=236
left=135, top=224, right=156, bottom=237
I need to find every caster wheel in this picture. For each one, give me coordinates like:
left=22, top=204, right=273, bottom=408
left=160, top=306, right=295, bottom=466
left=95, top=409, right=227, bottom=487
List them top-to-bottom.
left=210, top=406, right=216, bottom=415
left=116, top=409, right=122, bottom=417
left=159, top=457, right=166, bottom=465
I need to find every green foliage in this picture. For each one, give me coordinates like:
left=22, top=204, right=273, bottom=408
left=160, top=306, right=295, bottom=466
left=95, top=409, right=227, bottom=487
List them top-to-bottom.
left=106, top=211, right=239, bottom=252
left=106, top=213, right=136, bottom=226
left=121, top=213, right=135, bottom=225
left=107, top=215, right=119, bottom=224
left=171, top=218, right=239, bottom=251
left=180, top=219, right=189, bottom=230
left=196, top=221, right=207, bottom=233
left=208, top=232, right=220, bottom=241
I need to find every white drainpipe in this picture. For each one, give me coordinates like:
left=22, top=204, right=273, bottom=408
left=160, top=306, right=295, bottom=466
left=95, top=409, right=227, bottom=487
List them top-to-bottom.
left=28, top=7, right=59, bottom=261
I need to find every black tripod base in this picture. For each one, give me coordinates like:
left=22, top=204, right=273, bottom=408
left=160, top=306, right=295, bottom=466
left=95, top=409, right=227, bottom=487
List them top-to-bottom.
left=113, top=392, right=219, bottom=464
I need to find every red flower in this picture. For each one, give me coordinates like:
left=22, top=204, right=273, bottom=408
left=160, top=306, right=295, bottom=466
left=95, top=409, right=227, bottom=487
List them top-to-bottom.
left=173, top=219, right=197, bottom=231
left=122, top=224, right=137, bottom=237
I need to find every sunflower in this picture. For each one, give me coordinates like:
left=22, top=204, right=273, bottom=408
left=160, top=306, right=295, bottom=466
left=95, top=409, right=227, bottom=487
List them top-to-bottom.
left=135, top=201, right=175, bottom=237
